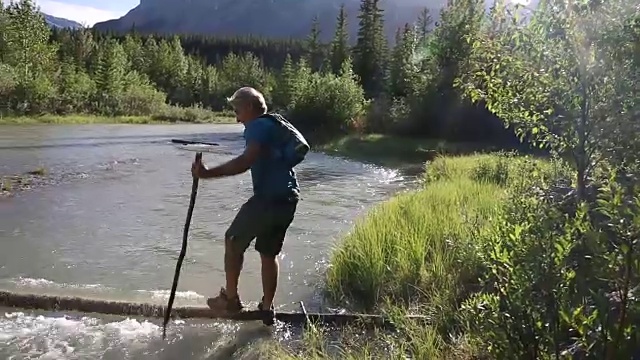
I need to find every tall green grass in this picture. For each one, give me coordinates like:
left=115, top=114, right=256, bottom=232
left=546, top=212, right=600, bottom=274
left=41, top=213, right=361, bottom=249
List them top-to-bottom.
left=270, top=153, right=570, bottom=359
left=325, top=153, right=566, bottom=312
left=325, top=178, right=500, bottom=311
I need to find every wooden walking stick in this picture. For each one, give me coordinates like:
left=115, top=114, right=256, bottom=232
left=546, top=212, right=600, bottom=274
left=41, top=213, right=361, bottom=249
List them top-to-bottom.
left=162, top=152, right=202, bottom=339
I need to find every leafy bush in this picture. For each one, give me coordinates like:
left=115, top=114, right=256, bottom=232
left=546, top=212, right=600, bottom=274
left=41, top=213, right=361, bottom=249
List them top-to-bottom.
left=215, top=52, right=275, bottom=109
left=287, top=59, right=366, bottom=137
left=55, top=65, right=96, bottom=114
left=117, top=80, right=167, bottom=116
left=151, top=103, right=224, bottom=123
left=461, top=171, right=640, bottom=359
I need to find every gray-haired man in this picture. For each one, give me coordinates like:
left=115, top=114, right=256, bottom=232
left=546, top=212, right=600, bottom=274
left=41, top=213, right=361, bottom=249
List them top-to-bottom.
left=191, top=87, right=300, bottom=325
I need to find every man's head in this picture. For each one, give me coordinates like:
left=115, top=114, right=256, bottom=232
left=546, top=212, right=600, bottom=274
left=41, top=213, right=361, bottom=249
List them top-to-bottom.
left=227, top=87, right=268, bottom=124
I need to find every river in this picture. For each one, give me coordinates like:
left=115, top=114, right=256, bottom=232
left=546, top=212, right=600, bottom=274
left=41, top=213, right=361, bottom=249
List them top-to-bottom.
left=0, top=123, right=416, bottom=359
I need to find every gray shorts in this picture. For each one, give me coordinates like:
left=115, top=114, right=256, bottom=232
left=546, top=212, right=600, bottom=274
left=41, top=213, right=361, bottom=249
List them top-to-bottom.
left=225, top=195, right=298, bottom=257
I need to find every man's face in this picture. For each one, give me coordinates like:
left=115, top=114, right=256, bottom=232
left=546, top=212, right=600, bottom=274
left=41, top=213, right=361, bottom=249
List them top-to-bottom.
left=233, top=104, right=254, bottom=124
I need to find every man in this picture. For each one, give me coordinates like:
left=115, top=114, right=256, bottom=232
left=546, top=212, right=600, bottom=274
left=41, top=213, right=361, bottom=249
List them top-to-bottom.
left=191, top=86, right=300, bottom=325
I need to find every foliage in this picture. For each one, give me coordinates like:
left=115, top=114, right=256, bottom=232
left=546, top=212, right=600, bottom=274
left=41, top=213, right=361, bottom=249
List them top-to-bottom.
left=0, top=0, right=367, bottom=134
left=1, top=0, right=524, bottom=146
left=352, top=0, right=388, bottom=98
left=392, top=0, right=490, bottom=139
left=458, top=0, right=640, bottom=198
left=329, top=4, right=350, bottom=76
left=444, top=8, right=640, bottom=356
left=305, top=16, right=325, bottom=72
left=388, top=24, right=419, bottom=99
left=215, top=52, right=275, bottom=109
left=286, top=57, right=367, bottom=136
left=460, top=169, right=640, bottom=359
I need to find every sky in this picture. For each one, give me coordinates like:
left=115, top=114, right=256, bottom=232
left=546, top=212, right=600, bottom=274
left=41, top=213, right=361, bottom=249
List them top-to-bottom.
left=34, top=0, right=134, bottom=26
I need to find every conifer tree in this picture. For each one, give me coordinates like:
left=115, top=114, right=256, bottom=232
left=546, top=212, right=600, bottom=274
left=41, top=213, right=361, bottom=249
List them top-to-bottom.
left=0, top=0, right=7, bottom=62
left=353, top=0, right=388, bottom=98
left=329, top=4, right=349, bottom=75
left=416, top=8, right=433, bottom=41
left=305, top=16, right=323, bottom=71
left=389, top=23, right=418, bottom=98
left=122, top=34, right=147, bottom=74
left=94, top=39, right=128, bottom=97
left=273, top=53, right=296, bottom=108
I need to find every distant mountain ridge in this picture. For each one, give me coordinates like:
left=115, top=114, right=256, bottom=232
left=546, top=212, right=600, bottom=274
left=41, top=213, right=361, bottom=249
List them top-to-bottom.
left=93, top=0, right=445, bottom=41
left=43, top=13, right=83, bottom=29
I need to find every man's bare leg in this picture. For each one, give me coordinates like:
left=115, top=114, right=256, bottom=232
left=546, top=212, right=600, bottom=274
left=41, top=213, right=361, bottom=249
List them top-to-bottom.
left=224, top=237, right=244, bottom=299
left=260, top=253, right=278, bottom=309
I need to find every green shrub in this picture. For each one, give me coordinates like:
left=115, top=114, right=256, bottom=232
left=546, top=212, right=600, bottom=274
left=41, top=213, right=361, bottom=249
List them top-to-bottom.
left=214, top=52, right=275, bottom=109
left=287, top=63, right=366, bottom=137
left=117, top=81, right=167, bottom=116
left=151, top=103, right=228, bottom=123
left=460, top=174, right=640, bottom=359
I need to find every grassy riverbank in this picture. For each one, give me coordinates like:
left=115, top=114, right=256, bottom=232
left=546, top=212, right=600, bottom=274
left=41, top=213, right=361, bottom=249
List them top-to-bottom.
left=0, top=109, right=236, bottom=125
left=316, top=134, right=499, bottom=166
left=266, top=153, right=573, bottom=359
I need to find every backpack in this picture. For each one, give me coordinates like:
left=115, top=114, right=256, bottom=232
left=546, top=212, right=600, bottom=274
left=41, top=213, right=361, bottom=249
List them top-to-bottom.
left=260, top=112, right=310, bottom=167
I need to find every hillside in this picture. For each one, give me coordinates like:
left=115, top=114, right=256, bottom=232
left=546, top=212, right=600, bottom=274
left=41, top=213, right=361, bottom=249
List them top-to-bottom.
left=93, top=0, right=444, bottom=41
left=43, top=13, right=83, bottom=29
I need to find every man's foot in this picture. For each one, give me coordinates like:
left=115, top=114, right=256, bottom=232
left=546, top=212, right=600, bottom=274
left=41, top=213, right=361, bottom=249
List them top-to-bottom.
left=206, top=288, right=243, bottom=314
left=257, top=296, right=275, bottom=326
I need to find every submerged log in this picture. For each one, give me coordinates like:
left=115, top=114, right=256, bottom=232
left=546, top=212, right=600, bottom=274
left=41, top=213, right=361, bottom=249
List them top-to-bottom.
left=171, top=139, right=219, bottom=146
left=0, top=291, right=428, bottom=329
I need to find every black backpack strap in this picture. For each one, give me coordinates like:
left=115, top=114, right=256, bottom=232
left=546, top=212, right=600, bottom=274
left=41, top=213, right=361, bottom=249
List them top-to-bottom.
left=259, top=112, right=286, bottom=123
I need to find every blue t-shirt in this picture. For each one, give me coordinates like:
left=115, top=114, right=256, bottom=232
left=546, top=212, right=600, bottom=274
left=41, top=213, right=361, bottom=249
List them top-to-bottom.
left=243, top=116, right=300, bottom=200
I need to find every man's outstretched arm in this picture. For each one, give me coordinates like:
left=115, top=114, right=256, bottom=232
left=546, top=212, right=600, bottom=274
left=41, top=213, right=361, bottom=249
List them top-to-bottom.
left=200, top=142, right=262, bottom=179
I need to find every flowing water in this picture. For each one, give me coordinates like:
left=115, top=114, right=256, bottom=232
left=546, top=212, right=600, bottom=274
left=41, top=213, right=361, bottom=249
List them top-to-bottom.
left=0, top=124, right=416, bottom=359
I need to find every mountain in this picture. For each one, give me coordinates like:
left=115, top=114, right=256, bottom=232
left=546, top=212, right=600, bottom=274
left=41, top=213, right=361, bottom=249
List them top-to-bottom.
left=93, top=0, right=446, bottom=42
left=43, top=13, right=84, bottom=29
